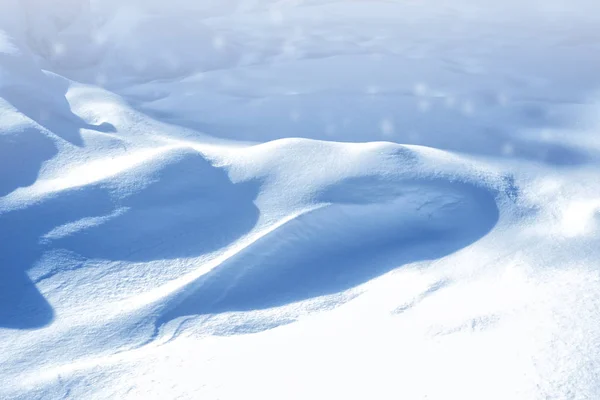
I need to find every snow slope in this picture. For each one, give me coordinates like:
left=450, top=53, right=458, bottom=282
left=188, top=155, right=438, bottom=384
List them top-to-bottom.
left=1, top=0, right=600, bottom=399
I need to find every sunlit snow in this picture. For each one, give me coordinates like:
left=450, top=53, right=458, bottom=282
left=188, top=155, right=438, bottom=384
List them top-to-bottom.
left=1, top=0, right=600, bottom=399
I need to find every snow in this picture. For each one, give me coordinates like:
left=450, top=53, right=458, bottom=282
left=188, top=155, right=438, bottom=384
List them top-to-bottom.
left=1, top=0, right=600, bottom=399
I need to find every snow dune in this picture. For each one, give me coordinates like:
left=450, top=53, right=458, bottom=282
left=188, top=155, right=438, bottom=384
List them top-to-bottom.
left=1, top=0, right=600, bottom=399
left=159, top=176, right=499, bottom=324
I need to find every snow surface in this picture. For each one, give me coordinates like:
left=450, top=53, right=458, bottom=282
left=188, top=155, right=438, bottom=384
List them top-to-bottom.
left=1, top=0, right=600, bottom=399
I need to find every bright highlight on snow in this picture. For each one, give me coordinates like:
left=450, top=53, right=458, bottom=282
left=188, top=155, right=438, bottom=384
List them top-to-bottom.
left=1, top=0, right=600, bottom=399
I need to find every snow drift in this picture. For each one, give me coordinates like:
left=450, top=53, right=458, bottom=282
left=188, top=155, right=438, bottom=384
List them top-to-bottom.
left=1, top=0, right=600, bottom=399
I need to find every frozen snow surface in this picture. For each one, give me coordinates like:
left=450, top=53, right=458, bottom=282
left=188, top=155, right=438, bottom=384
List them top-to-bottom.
left=1, top=0, right=600, bottom=398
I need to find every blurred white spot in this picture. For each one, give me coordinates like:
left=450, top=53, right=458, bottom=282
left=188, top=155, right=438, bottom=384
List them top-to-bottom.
left=269, top=9, right=284, bottom=25
left=93, top=32, right=107, bottom=46
left=212, top=36, right=226, bottom=51
left=52, top=42, right=66, bottom=57
left=188, top=72, right=205, bottom=82
left=413, top=83, right=428, bottom=97
left=366, top=85, right=380, bottom=95
left=497, top=93, right=509, bottom=107
left=444, top=96, right=456, bottom=108
left=418, top=100, right=431, bottom=113
left=461, top=101, right=474, bottom=115
left=290, top=110, right=301, bottom=122
left=380, top=118, right=395, bottom=136
left=540, top=130, right=553, bottom=141
left=501, top=143, right=515, bottom=156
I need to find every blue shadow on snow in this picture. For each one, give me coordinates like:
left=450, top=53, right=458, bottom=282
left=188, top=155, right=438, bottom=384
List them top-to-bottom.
left=0, top=151, right=260, bottom=329
left=158, top=177, right=500, bottom=324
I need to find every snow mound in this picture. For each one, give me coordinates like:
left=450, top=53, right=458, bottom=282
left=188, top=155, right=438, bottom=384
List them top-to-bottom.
left=2, top=0, right=600, bottom=399
left=159, top=176, right=499, bottom=326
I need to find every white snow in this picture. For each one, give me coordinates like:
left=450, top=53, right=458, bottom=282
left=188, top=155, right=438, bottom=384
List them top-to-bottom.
left=1, top=0, right=600, bottom=399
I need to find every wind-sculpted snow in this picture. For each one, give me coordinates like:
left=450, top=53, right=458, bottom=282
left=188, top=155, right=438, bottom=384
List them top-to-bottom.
left=1, top=1, right=600, bottom=399
left=0, top=147, right=260, bottom=329
left=159, top=178, right=498, bottom=324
